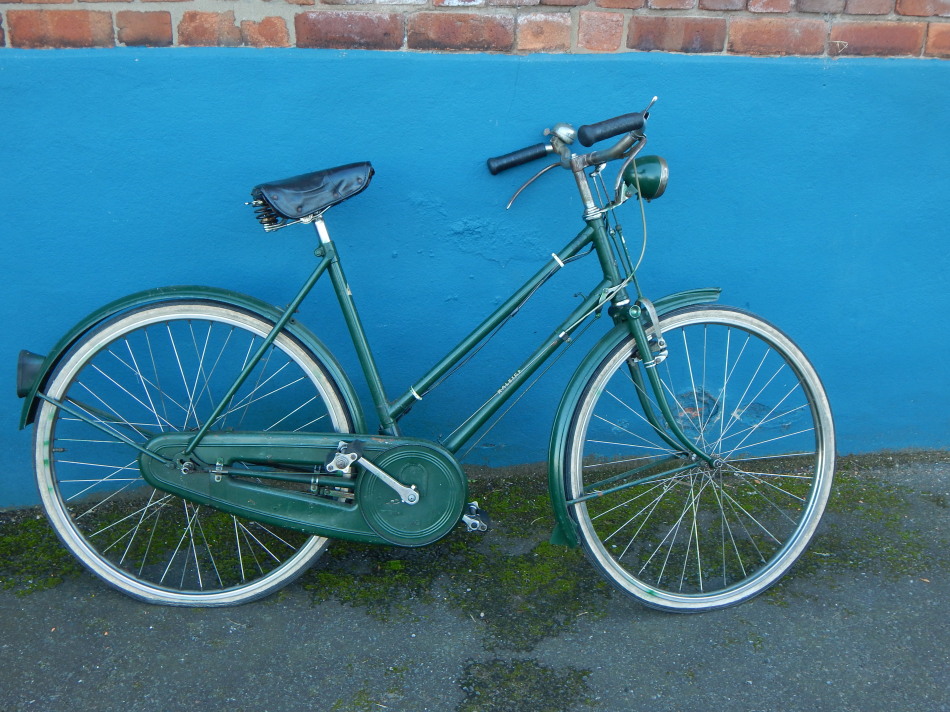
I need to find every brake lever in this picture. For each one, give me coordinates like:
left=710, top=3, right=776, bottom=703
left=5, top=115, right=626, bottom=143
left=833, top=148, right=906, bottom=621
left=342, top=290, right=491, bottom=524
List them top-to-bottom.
left=506, top=128, right=574, bottom=209
left=612, top=135, right=648, bottom=205
left=506, top=162, right=560, bottom=209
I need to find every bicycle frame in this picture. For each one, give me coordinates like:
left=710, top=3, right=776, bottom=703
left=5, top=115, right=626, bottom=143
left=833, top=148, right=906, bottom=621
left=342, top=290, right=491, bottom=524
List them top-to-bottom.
left=20, top=187, right=717, bottom=474
left=17, top=194, right=720, bottom=549
left=174, top=202, right=672, bottom=462
left=175, top=218, right=607, bottom=457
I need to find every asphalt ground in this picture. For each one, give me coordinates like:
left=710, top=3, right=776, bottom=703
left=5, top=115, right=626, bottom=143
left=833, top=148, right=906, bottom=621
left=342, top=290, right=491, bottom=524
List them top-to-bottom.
left=1, top=451, right=948, bottom=712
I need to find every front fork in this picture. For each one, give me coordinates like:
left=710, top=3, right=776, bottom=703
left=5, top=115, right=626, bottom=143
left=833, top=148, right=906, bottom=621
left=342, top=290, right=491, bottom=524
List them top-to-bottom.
left=618, top=301, right=716, bottom=466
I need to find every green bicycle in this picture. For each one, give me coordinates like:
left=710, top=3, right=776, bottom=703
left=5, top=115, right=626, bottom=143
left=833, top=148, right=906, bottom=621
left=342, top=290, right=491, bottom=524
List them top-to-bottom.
left=16, top=101, right=835, bottom=612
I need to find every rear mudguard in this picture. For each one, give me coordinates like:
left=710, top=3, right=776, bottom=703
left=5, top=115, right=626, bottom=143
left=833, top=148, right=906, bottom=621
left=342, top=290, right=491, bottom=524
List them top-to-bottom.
left=17, top=285, right=367, bottom=434
left=547, top=287, right=721, bottom=547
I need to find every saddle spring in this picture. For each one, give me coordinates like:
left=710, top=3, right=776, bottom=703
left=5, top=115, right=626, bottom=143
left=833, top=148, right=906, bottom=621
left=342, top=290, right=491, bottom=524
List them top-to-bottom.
left=250, top=189, right=282, bottom=230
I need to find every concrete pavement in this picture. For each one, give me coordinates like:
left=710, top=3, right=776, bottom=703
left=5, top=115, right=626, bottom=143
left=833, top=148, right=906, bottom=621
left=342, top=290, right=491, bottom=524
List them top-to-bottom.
left=1, top=451, right=948, bottom=712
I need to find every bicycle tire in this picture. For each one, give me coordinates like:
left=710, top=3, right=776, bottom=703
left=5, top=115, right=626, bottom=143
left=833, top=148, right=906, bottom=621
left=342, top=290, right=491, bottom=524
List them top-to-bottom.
left=33, top=300, right=356, bottom=606
left=563, top=306, right=835, bottom=612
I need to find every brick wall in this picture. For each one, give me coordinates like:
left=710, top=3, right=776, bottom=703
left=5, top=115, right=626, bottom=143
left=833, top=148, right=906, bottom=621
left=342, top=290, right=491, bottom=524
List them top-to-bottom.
left=1, top=0, right=948, bottom=56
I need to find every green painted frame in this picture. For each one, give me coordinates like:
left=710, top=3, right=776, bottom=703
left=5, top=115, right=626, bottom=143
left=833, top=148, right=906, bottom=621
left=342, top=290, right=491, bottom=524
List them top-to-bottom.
left=19, top=140, right=724, bottom=548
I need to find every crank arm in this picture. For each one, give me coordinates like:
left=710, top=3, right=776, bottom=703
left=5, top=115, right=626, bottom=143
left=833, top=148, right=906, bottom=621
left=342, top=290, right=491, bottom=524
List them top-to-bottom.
left=325, top=440, right=419, bottom=505
left=356, top=456, right=419, bottom=505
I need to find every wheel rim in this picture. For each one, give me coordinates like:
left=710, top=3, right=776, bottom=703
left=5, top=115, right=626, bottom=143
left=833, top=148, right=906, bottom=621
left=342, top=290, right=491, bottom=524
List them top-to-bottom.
left=34, top=303, right=351, bottom=605
left=568, top=308, right=834, bottom=609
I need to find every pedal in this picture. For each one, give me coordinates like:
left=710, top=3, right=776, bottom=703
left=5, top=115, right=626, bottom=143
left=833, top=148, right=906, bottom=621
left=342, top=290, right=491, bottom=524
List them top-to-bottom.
left=461, top=501, right=491, bottom=533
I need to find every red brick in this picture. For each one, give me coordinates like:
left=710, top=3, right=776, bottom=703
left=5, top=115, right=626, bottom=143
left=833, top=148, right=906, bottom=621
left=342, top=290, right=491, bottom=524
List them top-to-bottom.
left=1, top=0, right=73, bottom=6
left=319, top=0, right=406, bottom=4
left=539, top=0, right=589, bottom=6
left=597, top=0, right=646, bottom=8
left=647, top=0, right=695, bottom=8
left=699, top=0, right=744, bottom=9
left=748, top=0, right=793, bottom=12
left=798, top=0, right=846, bottom=11
left=845, top=0, right=894, bottom=13
left=896, top=0, right=950, bottom=16
left=8, top=9, right=114, bottom=47
left=117, top=10, right=171, bottom=46
left=178, top=11, right=242, bottom=46
left=578, top=11, right=624, bottom=51
left=296, top=12, right=403, bottom=49
left=407, top=12, right=513, bottom=51
left=516, top=12, right=570, bottom=51
left=628, top=15, right=726, bottom=51
left=241, top=17, right=290, bottom=47
left=729, top=17, right=827, bottom=54
left=830, top=20, right=926, bottom=54
left=925, top=21, right=950, bottom=54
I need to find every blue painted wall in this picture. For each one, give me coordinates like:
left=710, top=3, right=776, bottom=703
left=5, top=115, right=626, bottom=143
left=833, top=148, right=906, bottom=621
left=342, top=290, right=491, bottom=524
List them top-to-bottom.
left=1, top=50, right=948, bottom=507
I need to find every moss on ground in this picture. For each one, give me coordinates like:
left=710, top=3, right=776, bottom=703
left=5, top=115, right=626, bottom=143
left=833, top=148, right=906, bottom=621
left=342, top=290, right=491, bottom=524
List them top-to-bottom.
left=5, top=450, right=948, bottom=638
left=764, top=450, right=950, bottom=604
left=302, top=468, right=610, bottom=650
left=0, top=510, right=82, bottom=594
left=302, top=538, right=444, bottom=619
left=446, top=540, right=608, bottom=652
left=458, top=658, right=593, bottom=712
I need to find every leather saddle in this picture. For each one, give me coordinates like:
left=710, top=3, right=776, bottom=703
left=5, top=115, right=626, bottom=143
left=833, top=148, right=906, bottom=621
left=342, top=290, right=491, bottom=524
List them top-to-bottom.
left=251, top=162, right=374, bottom=221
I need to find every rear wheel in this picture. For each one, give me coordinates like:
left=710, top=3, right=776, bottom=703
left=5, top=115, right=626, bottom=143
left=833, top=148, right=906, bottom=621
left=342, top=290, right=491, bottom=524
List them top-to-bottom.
left=33, top=301, right=355, bottom=606
left=563, top=306, right=835, bottom=611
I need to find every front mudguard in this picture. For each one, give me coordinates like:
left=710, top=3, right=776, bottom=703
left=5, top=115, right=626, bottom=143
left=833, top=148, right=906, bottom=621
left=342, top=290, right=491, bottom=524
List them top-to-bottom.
left=17, top=285, right=367, bottom=434
left=546, top=287, right=720, bottom=547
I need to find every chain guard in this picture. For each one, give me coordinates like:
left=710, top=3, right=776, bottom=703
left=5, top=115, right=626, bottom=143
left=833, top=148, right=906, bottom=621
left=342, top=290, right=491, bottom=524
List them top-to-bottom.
left=139, top=431, right=467, bottom=547
left=356, top=444, right=467, bottom=547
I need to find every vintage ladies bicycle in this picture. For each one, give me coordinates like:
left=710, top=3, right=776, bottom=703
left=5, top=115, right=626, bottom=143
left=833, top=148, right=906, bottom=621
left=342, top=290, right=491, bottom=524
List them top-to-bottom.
left=16, top=101, right=835, bottom=612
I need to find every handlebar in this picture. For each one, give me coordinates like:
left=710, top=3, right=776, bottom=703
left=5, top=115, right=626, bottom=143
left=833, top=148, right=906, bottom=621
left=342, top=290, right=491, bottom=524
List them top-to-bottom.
left=485, top=110, right=649, bottom=175
left=577, top=112, right=646, bottom=147
left=486, top=143, right=552, bottom=175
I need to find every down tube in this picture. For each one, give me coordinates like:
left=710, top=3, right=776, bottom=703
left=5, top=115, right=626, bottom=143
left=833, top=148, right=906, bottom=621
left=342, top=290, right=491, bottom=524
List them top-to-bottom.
left=441, top=279, right=612, bottom=454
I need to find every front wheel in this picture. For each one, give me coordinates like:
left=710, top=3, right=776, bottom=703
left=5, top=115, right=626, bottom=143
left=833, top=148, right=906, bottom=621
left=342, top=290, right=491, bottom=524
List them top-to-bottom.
left=33, top=300, right=357, bottom=606
left=563, top=306, right=835, bottom=612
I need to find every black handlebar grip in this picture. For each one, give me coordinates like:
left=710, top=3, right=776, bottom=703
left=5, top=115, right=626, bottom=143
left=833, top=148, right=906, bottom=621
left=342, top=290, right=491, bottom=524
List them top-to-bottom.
left=577, top=112, right=646, bottom=147
left=486, top=143, right=551, bottom=175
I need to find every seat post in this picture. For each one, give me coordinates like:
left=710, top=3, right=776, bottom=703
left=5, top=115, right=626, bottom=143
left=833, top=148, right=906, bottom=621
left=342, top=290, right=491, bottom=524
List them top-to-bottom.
left=313, top=216, right=332, bottom=245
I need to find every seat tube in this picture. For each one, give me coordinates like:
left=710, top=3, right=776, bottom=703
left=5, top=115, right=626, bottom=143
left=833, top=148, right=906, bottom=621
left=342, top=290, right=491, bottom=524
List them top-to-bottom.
left=316, top=219, right=400, bottom=436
